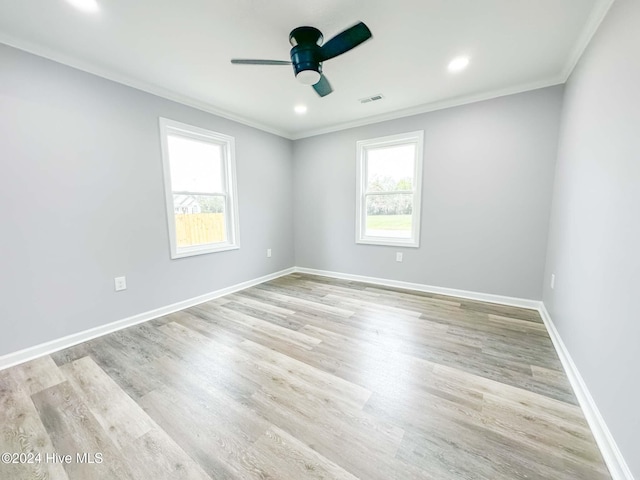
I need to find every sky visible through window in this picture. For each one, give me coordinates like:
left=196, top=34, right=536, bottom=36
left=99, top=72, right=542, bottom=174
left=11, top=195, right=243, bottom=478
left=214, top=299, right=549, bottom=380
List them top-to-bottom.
left=167, top=135, right=223, bottom=193
left=366, top=144, right=415, bottom=189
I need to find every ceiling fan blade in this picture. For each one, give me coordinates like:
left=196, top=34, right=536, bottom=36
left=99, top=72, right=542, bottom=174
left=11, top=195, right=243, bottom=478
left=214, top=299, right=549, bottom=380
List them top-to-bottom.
left=319, top=22, right=372, bottom=61
left=230, top=59, right=292, bottom=65
left=312, top=74, right=333, bottom=97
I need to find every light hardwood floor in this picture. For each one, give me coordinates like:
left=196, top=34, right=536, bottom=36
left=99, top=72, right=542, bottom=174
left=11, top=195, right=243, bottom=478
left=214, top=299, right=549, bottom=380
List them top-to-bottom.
left=0, top=273, right=611, bottom=479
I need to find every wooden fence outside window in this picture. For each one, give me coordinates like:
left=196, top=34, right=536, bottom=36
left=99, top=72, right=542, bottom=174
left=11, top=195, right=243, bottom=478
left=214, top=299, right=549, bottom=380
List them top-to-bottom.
left=175, top=213, right=225, bottom=247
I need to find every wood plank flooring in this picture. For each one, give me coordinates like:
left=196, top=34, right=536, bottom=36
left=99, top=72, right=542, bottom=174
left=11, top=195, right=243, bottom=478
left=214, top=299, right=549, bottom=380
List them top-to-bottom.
left=0, top=273, right=611, bottom=479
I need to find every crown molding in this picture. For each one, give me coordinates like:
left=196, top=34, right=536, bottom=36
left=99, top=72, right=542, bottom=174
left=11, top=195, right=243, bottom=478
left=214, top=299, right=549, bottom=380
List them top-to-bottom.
left=1, top=0, right=614, bottom=141
left=560, top=0, right=615, bottom=82
left=0, top=34, right=292, bottom=139
left=0, top=35, right=564, bottom=142
left=289, top=77, right=565, bottom=140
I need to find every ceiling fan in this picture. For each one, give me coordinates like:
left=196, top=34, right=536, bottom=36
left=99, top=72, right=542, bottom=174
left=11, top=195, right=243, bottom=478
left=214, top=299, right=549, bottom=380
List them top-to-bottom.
left=231, top=21, right=372, bottom=97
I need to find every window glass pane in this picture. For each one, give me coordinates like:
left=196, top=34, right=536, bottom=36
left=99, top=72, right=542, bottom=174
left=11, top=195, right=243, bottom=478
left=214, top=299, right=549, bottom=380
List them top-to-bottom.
left=167, top=134, right=223, bottom=193
left=366, top=144, right=415, bottom=192
left=173, top=194, right=226, bottom=247
left=365, top=194, right=413, bottom=238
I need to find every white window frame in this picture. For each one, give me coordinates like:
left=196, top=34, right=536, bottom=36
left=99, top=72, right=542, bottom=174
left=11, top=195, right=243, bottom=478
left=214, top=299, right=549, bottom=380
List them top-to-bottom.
left=159, top=117, right=240, bottom=259
left=356, top=130, right=424, bottom=248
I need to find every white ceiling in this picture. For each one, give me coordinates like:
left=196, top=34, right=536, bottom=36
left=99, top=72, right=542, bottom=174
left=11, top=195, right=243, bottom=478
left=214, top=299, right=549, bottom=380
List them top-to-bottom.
left=0, top=0, right=613, bottom=139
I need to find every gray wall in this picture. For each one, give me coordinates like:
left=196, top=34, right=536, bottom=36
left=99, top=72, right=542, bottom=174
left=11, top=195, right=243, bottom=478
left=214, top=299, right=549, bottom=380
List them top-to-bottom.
left=543, top=0, right=640, bottom=476
left=2, top=6, right=635, bottom=473
left=0, top=44, right=294, bottom=357
left=293, top=86, right=564, bottom=300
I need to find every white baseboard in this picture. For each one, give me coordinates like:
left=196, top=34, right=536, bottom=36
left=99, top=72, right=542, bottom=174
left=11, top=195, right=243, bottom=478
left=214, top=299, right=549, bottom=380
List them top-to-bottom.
left=1, top=265, right=633, bottom=480
left=0, top=267, right=295, bottom=371
left=0, top=267, right=538, bottom=372
left=294, top=267, right=541, bottom=310
left=295, top=267, right=634, bottom=479
left=539, top=304, right=634, bottom=480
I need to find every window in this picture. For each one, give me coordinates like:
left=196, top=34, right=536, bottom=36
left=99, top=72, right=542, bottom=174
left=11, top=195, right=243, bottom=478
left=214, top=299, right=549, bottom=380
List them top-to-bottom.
left=159, top=118, right=240, bottom=258
left=356, top=131, right=424, bottom=247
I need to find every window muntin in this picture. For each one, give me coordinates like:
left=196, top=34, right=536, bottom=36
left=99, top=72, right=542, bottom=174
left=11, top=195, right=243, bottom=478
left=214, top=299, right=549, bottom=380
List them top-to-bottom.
left=159, top=118, right=240, bottom=258
left=356, top=131, right=424, bottom=247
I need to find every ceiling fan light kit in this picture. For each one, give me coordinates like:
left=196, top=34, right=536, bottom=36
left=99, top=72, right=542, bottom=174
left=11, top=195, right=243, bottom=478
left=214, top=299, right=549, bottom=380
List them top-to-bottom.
left=231, top=21, right=372, bottom=97
left=289, top=26, right=324, bottom=85
left=296, top=70, right=322, bottom=86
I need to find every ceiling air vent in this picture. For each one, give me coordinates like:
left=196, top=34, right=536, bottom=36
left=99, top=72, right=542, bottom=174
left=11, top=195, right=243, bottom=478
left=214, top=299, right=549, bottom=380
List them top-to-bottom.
left=359, top=94, right=384, bottom=104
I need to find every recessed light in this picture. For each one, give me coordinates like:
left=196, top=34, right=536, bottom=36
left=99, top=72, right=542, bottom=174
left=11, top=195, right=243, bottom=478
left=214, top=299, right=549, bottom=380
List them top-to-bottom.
left=66, top=0, right=99, bottom=13
left=448, top=56, right=470, bottom=73
left=294, top=105, right=307, bottom=115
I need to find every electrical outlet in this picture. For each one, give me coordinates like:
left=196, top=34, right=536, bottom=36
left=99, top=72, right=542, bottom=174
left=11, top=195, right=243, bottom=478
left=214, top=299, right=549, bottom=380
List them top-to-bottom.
left=267, top=248, right=272, bottom=258
left=396, top=252, right=403, bottom=262
left=550, top=274, right=555, bottom=290
left=114, top=276, right=127, bottom=292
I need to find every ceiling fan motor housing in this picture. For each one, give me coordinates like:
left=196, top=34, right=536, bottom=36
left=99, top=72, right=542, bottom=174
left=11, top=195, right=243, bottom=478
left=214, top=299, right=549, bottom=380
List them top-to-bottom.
left=230, top=21, right=371, bottom=96
left=289, top=26, right=323, bottom=84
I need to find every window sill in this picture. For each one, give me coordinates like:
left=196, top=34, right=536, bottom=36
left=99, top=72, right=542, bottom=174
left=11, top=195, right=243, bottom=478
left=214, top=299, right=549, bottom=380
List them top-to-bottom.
left=356, top=237, right=420, bottom=248
left=171, top=243, right=240, bottom=259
